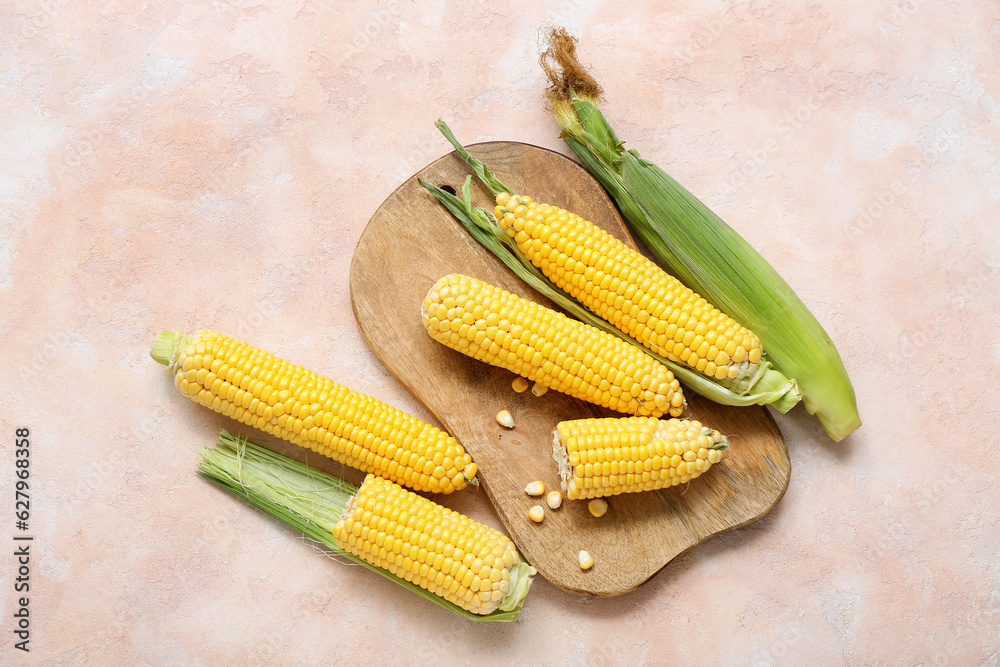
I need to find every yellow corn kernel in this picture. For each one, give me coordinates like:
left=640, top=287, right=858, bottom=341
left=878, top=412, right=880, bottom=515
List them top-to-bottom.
left=495, top=194, right=762, bottom=386
left=422, top=275, right=684, bottom=418
left=152, top=330, right=477, bottom=494
left=512, top=377, right=530, bottom=393
left=530, top=382, right=548, bottom=397
left=496, top=410, right=515, bottom=429
left=552, top=416, right=728, bottom=499
left=333, top=474, right=525, bottom=615
left=524, top=480, right=545, bottom=496
left=546, top=490, right=563, bottom=509
left=587, top=499, right=608, bottom=518
left=528, top=505, right=545, bottom=523
left=578, top=550, right=594, bottom=570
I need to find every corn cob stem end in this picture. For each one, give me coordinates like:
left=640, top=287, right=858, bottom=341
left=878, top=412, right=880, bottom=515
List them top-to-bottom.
left=150, top=330, right=189, bottom=372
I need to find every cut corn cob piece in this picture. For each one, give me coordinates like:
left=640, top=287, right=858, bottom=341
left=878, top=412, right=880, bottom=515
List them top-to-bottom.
left=538, top=28, right=860, bottom=441
left=492, top=191, right=761, bottom=385
left=422, top=274, right=684, bottom=418
left=151, top=329, right=476, bottom=494
left=552, top=417, right=728, bottom=499
left=199, top=431, right=535, bottom=619
left=334, top=474, right=525, bottom=615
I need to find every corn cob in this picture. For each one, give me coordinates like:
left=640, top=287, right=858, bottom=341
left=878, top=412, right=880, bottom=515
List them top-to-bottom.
left=538, top=27, right=861, bottom=441
left=493, top=191, right=761, bottom=384
left=422, top=273, right=685, bottom=418
left=151, top=329, right=477, bottom=494
left=552, top=417, right=728, bottom=499
left=199, top=431, right=535, bottom=619
left=334, top=474, right=523, bottom=614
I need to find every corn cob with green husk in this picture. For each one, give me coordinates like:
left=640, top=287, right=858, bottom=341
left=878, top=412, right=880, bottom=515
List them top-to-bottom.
left=536, top=27, right=859, bottom=441
left=420, top=123, right=798, bottom=417
left=198, top=431, right=534, bottom=620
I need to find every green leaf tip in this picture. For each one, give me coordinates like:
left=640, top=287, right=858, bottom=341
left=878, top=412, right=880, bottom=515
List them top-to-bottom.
left=434, top=119, right=514, bottom=197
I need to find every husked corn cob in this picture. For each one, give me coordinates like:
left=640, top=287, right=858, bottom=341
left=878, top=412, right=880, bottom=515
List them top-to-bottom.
left=494, top=192, right=762, bottom=384
left=422, top=274, right=685, bottom=418
left=152, top=329, right=477, bottom=494
left=552, top=417, right=728, bottom=499
left=200, top=432, right=535, bottom=619
left=333, top=474, right=524, bottom=615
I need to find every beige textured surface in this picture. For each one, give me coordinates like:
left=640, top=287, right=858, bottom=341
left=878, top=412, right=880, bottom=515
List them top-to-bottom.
left=1, top=1, right=997, bottom=664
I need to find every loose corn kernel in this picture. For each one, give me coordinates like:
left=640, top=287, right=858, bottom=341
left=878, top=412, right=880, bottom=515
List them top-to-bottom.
left=495, top=195, right=762, bottom=387
left=422, top=275, right=684, bottom=418
left=152, top=330, right=476, bottom=494
left=512, top=377, right=530, bottom=393
left=530, top=382, right=548, bottom=397
left=496, top=410, right=515, bottom=428
left=552, top=417, right=728, bottom=499
left=334, top=474, right=525, bottom=615
left=524, top=480, right=545, bottom=496
left=546, top=491, right=563, bottom=509
left=587, top=499, right=608, bottom=518
left=528, top=505, right=545, bottom=523
left=578, top=550, right=594, bottom=570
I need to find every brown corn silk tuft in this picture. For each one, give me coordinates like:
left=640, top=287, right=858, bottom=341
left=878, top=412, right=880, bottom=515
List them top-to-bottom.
left=540, top=27, right=604, bottom=107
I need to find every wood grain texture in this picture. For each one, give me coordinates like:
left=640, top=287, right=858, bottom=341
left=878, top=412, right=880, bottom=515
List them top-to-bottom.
left=349, top=142, right=790, bottom=597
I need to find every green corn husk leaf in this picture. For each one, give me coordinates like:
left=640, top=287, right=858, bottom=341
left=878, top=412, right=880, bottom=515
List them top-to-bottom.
left=539, top=29, right=860, bottom=440
left=418, top=172, right=797, bottom=411
left=198, top=430, right=532, bottom=621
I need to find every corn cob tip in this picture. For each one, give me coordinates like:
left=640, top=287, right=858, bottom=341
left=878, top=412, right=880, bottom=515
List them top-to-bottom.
left=150, top=330, right=188, bottom=371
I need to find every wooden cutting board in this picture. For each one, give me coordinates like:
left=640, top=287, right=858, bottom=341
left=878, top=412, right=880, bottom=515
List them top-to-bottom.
left=349, top=142, right=790, bottom=597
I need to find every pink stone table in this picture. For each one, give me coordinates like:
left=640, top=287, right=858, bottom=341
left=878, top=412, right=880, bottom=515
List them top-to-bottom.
left=2, top=1, right=997, bottom=664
